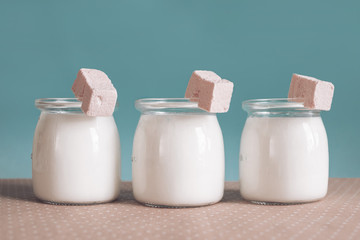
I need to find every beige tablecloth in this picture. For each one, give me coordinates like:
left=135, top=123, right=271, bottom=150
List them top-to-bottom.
left=1, top=179, right=360, bottom=240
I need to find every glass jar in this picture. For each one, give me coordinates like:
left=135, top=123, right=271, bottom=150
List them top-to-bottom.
left=32, top=98, right=121, bottom=204
left=132, top=98, right=225, bottom=207
left=239, top=98, right=329, bottom=204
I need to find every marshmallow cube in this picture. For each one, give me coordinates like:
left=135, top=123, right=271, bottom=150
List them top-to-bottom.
left=72, top=68, right=117, bottom=116
left=72, top=69, right=113, bottom=99
left=72, top=70, right=87, bottom=99
left=185, top=71, right=234, bottom=113
left=185, top=71, right=221, bottom=100
left=288, top=74, right=334, bottom=111
left=82, top=87, right=117, bottom=116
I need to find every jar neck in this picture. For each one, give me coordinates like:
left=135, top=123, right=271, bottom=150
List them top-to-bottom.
left=35, top=98, right=82, bottom=113
left=35, top=98, right=119, bottom=114
left=135, top=98, right=213, bottom=115
left=243, top=98, right=322, bottom=118
left=248, top=110, right=321, bottom=118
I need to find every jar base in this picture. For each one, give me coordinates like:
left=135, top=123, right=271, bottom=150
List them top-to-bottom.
left=249, top=197, right=324, bottom=205
left=39, top=198, right=117, bottom=206
left=139, top=200, right=221, bottom=208
left=250, top=200, right=303, bottom=206
left=144, top=203, right=188, bottom=209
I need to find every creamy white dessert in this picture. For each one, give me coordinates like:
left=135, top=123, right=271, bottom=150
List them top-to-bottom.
left=32, top=99, right=120, bottom=204
left=132, top=99, right=225, bottom=207
left=240, top=116, right=328, bottom=204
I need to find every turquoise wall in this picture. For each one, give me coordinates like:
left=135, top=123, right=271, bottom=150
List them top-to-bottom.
left=0, top=0, right=359, bottom=180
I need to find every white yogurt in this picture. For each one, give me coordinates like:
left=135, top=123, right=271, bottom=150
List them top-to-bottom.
left=32, top=98, right=120, bottom=204
left=132, top=99, right=224, bottom=207
left=240, top=116, right=329, bottom=204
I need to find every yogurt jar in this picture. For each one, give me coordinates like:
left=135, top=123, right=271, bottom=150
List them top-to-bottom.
left=32, top=98, right=121, bottom=204
left=132, top=98, right=225, bottom=207
left=239, top=98, right=329, bottom=204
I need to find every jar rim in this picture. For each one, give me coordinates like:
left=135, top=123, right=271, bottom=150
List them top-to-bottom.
left=35, top=98, right=119, bottom=112
left=35, top=98, right=82, bottom=110
left=135, top=98, right=209, bottom=114
left=242, top=98, right=321, bottom=113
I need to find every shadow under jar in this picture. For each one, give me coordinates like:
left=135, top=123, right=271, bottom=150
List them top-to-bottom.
left=32, top=98, right=121, bottom=205
left=132, top=98, right=225, bottom=207
left=239, top=98, right=329, bottom=205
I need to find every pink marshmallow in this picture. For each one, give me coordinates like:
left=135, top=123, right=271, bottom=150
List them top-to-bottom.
left=72, top=68, right=117, bottom=116
left=72, top=69, right=113, bottom=98
left=185, top=70, right=234, bottom=113
left=185, top=71, right=221, bottom=100
left=288, top=73, right=334, bottom=111
left=82, top=87, right=117, bottom=116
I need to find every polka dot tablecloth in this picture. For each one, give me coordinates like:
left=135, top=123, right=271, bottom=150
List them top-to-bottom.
left=1, top=179, right=360, bottom=240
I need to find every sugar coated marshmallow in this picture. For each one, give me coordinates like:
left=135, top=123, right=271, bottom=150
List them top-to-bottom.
left=72, top=68, right=117, bottom=116
left=185, top=70, right=234, bottom=113
left=288, top=73, right=334, bottom=111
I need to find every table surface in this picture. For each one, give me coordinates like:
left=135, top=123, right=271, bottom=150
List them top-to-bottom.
left=1, top=179, right=360, bottom=240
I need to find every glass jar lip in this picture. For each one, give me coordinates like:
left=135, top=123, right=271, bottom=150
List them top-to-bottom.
left=35, top=98, right=119, bottom=112
left=35, top=98, right=82, bottom=110
left=135, top=98, right=209, bottom=114
left=242, top=98, right=321, bottom=112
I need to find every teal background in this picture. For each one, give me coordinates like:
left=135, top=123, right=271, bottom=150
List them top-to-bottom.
left=0, top=0, right=359, bottom=180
